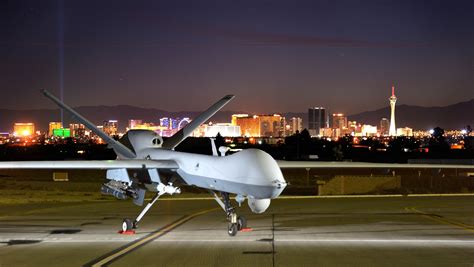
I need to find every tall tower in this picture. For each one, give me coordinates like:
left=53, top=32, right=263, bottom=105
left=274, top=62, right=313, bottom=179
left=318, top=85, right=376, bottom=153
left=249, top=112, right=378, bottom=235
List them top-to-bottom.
left=389, top=85, right=397, bottom=136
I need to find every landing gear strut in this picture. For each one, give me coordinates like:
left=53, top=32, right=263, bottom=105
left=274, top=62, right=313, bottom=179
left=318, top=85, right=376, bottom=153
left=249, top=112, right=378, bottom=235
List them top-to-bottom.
left=121, top=183, right=181, bottom=232
left=210, top=191, right=247, bottom=236
left=122, top=192, right=161, bottom=231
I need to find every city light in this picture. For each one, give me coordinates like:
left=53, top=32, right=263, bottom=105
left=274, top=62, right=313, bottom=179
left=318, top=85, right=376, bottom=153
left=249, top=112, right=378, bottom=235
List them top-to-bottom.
left=0, top=85, right=472, bottom=152
left=13, top=123, right=35, bottom=137
left=21, top=130, right=31, bottom=136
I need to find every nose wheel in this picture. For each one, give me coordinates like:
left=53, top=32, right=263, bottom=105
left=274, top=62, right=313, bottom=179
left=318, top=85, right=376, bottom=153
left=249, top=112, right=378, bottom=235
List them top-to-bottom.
left=209, top=191, right=249, bottom=236
left=227, top=214, right=247, bottom=236
left=228, top=223, right=238, bottom=236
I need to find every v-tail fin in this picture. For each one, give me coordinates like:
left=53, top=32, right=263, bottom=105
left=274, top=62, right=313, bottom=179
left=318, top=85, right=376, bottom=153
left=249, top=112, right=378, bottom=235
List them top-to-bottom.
left=42, top=89, right=136, bottom=159
left=162, top=94, right=235, bottom=149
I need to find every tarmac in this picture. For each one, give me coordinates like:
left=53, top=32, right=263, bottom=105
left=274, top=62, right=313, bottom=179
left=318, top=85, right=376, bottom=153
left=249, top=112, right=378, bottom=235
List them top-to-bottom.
left=1, top=195, right=474, bottom=266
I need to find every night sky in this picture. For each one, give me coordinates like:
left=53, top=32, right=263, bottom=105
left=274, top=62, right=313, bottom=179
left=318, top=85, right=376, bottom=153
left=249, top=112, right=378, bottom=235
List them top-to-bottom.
left=2, top=0, right=474, bottom=115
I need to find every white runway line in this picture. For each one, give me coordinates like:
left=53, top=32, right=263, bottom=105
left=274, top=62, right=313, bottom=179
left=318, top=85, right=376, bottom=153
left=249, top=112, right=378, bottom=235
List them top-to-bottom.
left=3, top=238, right=474, bottom=246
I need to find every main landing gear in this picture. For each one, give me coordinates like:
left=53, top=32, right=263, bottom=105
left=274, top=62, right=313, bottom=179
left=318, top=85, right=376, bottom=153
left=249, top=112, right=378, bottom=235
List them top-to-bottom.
left=210, top=191, right=247, bottom=236
left=122, top=218, right=134, bottom=232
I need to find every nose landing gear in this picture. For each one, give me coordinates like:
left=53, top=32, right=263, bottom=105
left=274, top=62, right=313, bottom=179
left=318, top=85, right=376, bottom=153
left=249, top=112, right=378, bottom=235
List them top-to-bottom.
left=210, top=191, right=247, bottom=236
left=228, top=214, right=247, bottom=236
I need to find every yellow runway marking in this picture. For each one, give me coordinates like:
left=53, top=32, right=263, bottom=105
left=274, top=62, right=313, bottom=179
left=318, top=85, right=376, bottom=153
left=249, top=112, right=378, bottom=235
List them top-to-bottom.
left=90, top=207, right=218, bottom=267
left=406, top=207, right=474, bottom=234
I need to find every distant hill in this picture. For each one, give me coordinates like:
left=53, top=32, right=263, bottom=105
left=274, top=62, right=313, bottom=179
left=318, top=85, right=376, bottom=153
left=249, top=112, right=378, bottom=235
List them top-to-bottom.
left=0, top=99, right=472, bottom=132
left=348, top=99, right=474, bottom=130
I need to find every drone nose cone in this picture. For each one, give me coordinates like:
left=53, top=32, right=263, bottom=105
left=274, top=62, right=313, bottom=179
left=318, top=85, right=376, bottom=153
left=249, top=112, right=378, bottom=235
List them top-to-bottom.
left=226, top=149, right=287, bottom=199
left=247, top=149, right=287, bottom=198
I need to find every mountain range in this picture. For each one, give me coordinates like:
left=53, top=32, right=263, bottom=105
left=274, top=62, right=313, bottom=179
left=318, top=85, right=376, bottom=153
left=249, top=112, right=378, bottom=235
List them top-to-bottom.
left=0, top=99, right=473, bottom=132
left=347, top=99, right=474, bottom=130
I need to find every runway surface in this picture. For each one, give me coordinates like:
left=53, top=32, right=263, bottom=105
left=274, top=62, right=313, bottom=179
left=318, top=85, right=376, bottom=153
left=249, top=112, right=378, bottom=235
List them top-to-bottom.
left=1, top=196, right=474, bottom=266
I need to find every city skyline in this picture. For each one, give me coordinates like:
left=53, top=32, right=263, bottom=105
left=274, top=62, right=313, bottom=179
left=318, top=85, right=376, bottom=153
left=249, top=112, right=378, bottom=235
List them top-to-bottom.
left=2, top=1, right=474, bottom=114
left=2, top=88, right=472, bottom=146
left=1, top=96, right=473, bottom=133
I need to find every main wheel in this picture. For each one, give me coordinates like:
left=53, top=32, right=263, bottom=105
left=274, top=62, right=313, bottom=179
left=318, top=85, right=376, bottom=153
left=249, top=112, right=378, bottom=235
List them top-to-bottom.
left=237, top=216, right=247, bottom=230
left=122, top=218, right=133, bottom=232
left=227, top=223, right=238, bottom=236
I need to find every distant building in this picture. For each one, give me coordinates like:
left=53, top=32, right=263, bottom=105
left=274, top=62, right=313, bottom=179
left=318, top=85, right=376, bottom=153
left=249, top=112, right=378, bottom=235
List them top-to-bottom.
left=308, top=107, right=328, bottom=136
left=331, top=113, right=349, bottom=137
left=332, top=113, right=347, bottom=129
left=231, top=114, right=249, bottom=126
left=234, top=114, right=285, bottom=137
left=260, top=114, right=285, bottom=137
left=235, top=115, right=260, bottom=137
left=159, top=117, right=170, bottom=129
left=159, top=117, right=190, bottom=130
left=288, top=117, right=303, bottom=135
left=158, top=118, right=182, bottom=136
left=169, top=118, right=182, bottom=130
left=380, top=118, right=389, bottom=136
left=128, top=119, right=143, bottom=130
left=103, top=120, right=118, bottom=136
left=347, top=121, right=360, bottom=135
left=48, top=122, right=62, bottom=137
left=131, top=122, right=156, bottom=130
left=13, top=123, right=35, bottom=137
left=69, top=123, right=86, bottom=138
left=204, top=123, right=241, bottom=137
left=192, top=124, right=207, bottom=137
left=361, top=124, right=377, bottom=136
left=319, top=127, right=333, bottom=137
left=397, top=127, right=413, bottom=137
left=53, top=128, right=71, bottom=138
left=0, top=132, right=9, bottom=144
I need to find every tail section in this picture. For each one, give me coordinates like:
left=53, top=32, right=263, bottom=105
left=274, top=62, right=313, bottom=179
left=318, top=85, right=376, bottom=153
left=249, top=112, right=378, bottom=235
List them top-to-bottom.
left=42, top=90, right=136, bottom=159
left=162, top=95, right=235, bottom=149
